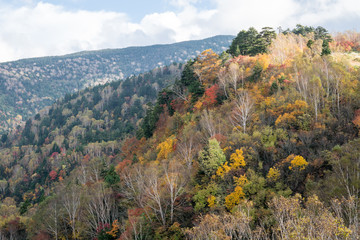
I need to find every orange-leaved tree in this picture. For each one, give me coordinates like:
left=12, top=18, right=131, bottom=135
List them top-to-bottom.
left=193, top=49, right=222, bottom=87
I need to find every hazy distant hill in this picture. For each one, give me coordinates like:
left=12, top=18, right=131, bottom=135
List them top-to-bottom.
left=0, top=35, right=233, bottom=132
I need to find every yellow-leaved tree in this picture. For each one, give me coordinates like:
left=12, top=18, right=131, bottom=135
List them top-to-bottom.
left=156, top=136, right=177, bottom=161
left=213, top=148, right=248, bottom=210
left=216, top=148, right=246, bottom=177
left=288, top=155, right=308, bottom=171
left=267, top=167, right=280, bottom=182
left=225, top=175, right=248, bottom=210
left=225, top=186, right=245, bottom=210
left=207, top=195, right=216, bottom=208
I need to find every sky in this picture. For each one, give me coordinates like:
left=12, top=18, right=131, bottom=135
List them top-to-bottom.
left=0, top=0, right=359, bottom=62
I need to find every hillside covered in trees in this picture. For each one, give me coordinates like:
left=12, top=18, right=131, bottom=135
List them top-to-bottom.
left=1, top=26, right=360, bottom=239
left=0, top=35, right=233, bottom=133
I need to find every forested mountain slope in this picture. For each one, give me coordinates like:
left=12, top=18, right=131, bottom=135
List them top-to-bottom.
left=1, top=26, right=360, bottom=239
left=0, top=35, right=233, bottom=133
left=0, top=63, right=182, bottom=204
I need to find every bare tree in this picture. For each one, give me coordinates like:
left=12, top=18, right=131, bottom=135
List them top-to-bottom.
left=320, top=57, right=331, bottom=99
left=228, top=62, right=240, bottom=92
left=218, top=63, right=244, bottom=98
left=293, top=63, right=309, bottom=103
left=330, top=64, right=346, bottom=116
left=218, top=67, right=229, bottom=98
left=308, top=77, right=323, bottom=121
left=171, top=84, right=189, bottom=102
left=230, top=91, right=254, bottom=134
left=200, top=110, right=218, bottom=139
left=176, top=136, right=196, bottom=171
left=88, top=158, right=103, bottom=183
left=77, top=160, right=88, bottom=185
left=163, top=160, right=187, bottom=223
left=123, top=161, right=188, bottom=227
left=122, top=165, right=153, bottom=223
left=144, top=166, right=167, bottom=226
left=0, top=180, right=8, bottom=194
left=85, top=182, right=117, bottom=237
left=60, top=184, right=81, bottom=239
left=270, top=194, right=355, bottom=239
left=40, top=196, right=61, bottom=240
left=332, top=196, right=359, bottom=238
left=185, top=208, right=253, bottom=240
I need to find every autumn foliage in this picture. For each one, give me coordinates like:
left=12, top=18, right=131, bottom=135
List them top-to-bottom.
left=2, top=26, right=360, bottom=240
left=202, top=84, right=219, bottom=107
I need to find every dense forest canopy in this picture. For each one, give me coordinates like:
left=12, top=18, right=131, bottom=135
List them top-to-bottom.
left=0, top=25, right=360, bottom=239
left=0, top=35, right=233, bottom=134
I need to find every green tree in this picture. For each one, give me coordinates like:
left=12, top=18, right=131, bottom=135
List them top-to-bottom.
left=291, top=24, right=315, bottom=36
left=228, top=27, right=276, bottom=56
left=228, top=27, right=259, bottom=56
left=255, top=27, right=277, bottom=53
left=198, top=139, right=226, bottom=176
left=102, top=165, right=120, bottom=186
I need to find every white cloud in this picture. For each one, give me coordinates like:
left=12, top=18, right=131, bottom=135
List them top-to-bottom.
left=0, top=0, right=359, bottom=62
left=208, top=0, right=300, bottom=32
left=293, top=0, right=360, bottom=28
left=0, top=1, right=218, bottom=62
left=0, top=2, right=132, bottom=61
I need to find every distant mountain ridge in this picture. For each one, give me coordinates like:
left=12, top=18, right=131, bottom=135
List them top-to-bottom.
left=0, top=35, right=233, bottom=132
